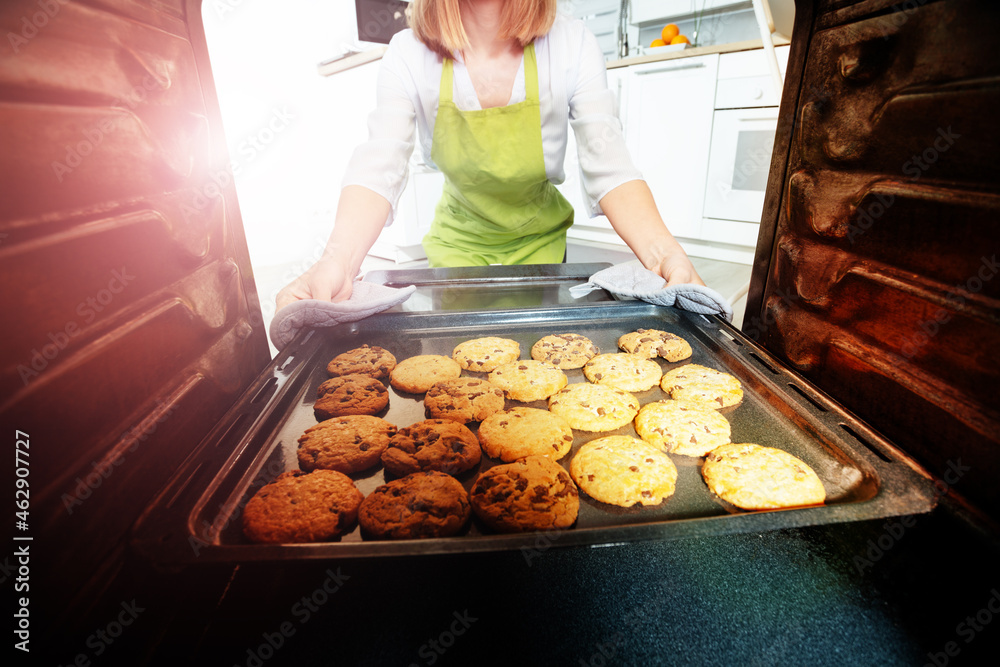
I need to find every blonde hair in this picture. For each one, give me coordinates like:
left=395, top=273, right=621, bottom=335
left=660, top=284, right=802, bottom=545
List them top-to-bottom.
left=408, top=0, right=558, bottom=58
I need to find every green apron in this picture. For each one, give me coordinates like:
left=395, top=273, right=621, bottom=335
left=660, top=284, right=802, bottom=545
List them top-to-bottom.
left=422, top=43, right=574, bottom=267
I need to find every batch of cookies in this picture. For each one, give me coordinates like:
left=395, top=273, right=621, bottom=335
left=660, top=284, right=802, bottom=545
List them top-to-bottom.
left=241, top=330, right=827, bottom=544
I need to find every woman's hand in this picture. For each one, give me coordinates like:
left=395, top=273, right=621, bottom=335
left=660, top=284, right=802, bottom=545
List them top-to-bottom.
left=654, top=252, right=705, bottom=288
left=275, top=257, right=355, bottom=312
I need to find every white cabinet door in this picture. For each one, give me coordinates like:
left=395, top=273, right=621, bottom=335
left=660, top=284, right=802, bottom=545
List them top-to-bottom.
left=624, top=54, right=718, bottom=240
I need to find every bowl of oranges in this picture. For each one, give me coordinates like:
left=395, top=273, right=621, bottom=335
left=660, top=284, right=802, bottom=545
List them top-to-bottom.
left=645, top=23, right=691, bottom=54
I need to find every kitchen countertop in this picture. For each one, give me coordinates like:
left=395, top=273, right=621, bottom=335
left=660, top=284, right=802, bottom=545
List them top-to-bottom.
left=607, top=36, right=791, bottom=70
left=319, top=37, right=791, bottom=77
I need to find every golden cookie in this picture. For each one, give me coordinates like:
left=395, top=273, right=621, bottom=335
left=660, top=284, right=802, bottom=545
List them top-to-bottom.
left=618, top=329, right=692, bottom=362
left=530, top=333, right=599, bottom=369
left=452, top=336, right=520, bottom=372
left=582, top=353, right=662, bottom=392
left=390, top=354, right=462, bottom=394
left=488, top=360, right=568, bottom=402
left=659, top=364, right=743, bottom=409
left=424, top=377, right=506, bottom=424
left=547, top=383, right=640, bottom=432
left=634, top=400, right=731, bottom=457
left=478, top=407, right=574, bottom=462
left=570, top=436, right=678, bottom=507
left=702, top=443, right=826, bottom=510
left=470, top=456, right=579, bottom=532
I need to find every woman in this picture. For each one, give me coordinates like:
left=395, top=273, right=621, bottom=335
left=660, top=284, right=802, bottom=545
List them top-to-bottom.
left=277, top=0, right=704, bottom=310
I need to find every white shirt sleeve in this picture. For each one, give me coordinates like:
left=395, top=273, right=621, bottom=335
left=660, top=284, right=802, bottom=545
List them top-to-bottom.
left=562, top=20, right=644, bottom=216
left=340, top=32, right=418, bottom=225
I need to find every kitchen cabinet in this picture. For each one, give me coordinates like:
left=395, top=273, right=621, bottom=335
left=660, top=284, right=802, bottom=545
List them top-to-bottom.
left=632, top=0, right=751, bottom=25
left=625, top=54, right=719, bottom=240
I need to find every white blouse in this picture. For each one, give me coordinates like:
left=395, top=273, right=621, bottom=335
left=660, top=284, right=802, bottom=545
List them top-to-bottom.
left=342, top=12, right=643, bottom=222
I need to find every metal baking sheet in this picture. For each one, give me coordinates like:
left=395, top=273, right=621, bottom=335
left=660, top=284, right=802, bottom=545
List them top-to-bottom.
left=362, top=262, right=617, bottom=312
left=132, top=302, right=939, bottom=565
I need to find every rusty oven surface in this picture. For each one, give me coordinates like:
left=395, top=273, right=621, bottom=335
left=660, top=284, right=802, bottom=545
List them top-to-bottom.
left=748, top=0, right=1000, bottom=520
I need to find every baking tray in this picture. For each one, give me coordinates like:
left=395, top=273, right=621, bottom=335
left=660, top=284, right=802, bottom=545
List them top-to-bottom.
left=362, top=262, right=617, bottom=311
left=132, top=301, right=939, bottom=566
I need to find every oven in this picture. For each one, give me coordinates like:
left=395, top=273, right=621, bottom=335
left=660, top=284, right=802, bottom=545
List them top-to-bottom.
left=2, top=1, right=999, bottom=665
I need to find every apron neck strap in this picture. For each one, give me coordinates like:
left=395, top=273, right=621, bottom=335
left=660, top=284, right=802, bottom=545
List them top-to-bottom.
left=441, top=43, right=538, bottom=105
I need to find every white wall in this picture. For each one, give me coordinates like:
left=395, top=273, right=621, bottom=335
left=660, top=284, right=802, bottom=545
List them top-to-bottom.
left=202, top=0, right=381, bottom=267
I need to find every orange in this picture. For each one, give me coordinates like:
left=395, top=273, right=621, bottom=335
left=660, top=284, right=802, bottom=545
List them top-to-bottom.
left=661, top=24, right=679, bottom=43
left=670, top=34, right=690, bottom=45
left=650, top=38, right=666, bottom=48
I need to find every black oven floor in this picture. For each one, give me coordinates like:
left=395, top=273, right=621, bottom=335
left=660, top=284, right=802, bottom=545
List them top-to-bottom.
left=47, top=503, right=999, bottom=666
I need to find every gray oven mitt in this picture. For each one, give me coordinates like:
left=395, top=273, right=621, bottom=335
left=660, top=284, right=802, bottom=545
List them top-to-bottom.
left=569, top=260, right=734, bottom=321
left=268, top=281, right=416, bottom=349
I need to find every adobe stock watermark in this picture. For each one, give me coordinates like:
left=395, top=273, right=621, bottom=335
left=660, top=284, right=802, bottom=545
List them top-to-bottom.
left=6, top=0, right=69, bottom=55
left=875, top=0, right=931, bottom=40
left=358, top=1, right=406, bottom=42
left=51, top=72, right=170, bottom=183
left=180, top=106, right=295, bottom=223
left=847, top=126, right=961, bottom=244
left=896, top=253, right=998, bottom=360
left=16, top=267, right=136, bottom=386
left=60, top=398, right=176, bottom=515
left=853, top=458, right=970, bottom=574
left=521, top=526, right=568, bottom=567
left=234, top=568, right=350, bottom=667
left=923, top=588, right=1000, bottom=667
left=52, top=599, right=145, bottom=664
left=408, top=609, right=478, bottom=667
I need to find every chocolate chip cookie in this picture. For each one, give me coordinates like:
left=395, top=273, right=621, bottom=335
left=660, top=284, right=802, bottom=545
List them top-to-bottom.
left=618, top=329, right=692, bottom=362
left=530, top=333, right=599, bottom=369
left=452, top=336, right=520, bottom=372
left=326, top=344, right=396, bottom=379
left=582, top=353, right=662, bottom=393
left=389, top=354, right=462, bottom=394
left=488, top=360, right=568, bottom=402
left=659, top=364, right=743, bottom=409
left=314, top=374, right=389, bottom=420
left=424, top=377, right=505, bottom=423
left=547, top=383, right=640, bottom=432
left=634, top=399, right=731, bottom=457
left=478, top=407, right=574, bottom=462
left=297, top=415, right=398, bottom=473
left=381, top=419, right=482, bottom=477
left=570, top=436, right=678, bottom=507
left=702, top=443, right=826, bottom=510
left=470, top=456, right=579, bottom=532
left=242, top=470, right=364, bottom=543
left=359, top=471, right=471, bottom=539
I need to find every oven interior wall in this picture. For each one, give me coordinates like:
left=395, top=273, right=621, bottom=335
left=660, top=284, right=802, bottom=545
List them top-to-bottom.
left=0, top=0, right=269, bottom=625
left=748, top=0, right=1000, bottom=519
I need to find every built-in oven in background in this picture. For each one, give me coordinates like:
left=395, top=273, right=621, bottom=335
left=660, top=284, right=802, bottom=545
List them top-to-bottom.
left=702, top=45, right=789, bottom=246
